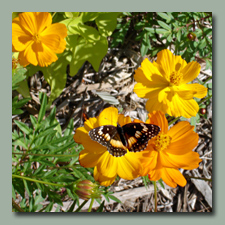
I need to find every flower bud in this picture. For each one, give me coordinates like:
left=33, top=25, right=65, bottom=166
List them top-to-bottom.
left=187, top=32, right=196, bottom=41
left=200, top=108, right=206, bottom=115
left=74, top=180, right=101, bottom=200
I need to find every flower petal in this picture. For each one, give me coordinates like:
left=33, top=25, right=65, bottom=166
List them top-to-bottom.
left=19, top=12, right=37, bottom=35
left=35, top=12, right=52, bottom=33
left=12, top=22, right=33, bottom=51
left=41, top=23, right=67, bottom=39
left=40, top=34, right=64, bottom=53
left=23, top=43, right=38, bottom=66
left=36, top=44, right=58, bottom=67
left=156, top=49, right=175, bottom=78
left=18, top=51, right=30, bottom=67
left=134, top=58, right=163, bottom=82
left=181, top=61, right=201, bottom=84
left=134, top=82, right=163, bottom=99
left=179, top=83, right=208, bottom=99
left=166, top=94, right=199, bottom=118
left=145, top=97, right=168, bottom=115
left=98, top=107, right=118, bottom=126
left=146, top=111, right=168, bottom=134
left=117, top=114, right=131, bottom=126
left=84, top=117, right=98, bottom=131
left=167, top=121, right=199, bottom=155
left=168, top=121, right=196, bottom=143
left=138, top=148, right=158, bottom=176
left=79, top=149, right=102, bottom=168
left=97, top=151, right=118, bottom=178
left=117, top=152, right=142, bottom=180
left=166, top=152, right=202, bottom=170
left=94, top=167, right=117, bottom=187
left=148, top=168, right=162, bottom=181
left=162, top=168, right=187, bottom=187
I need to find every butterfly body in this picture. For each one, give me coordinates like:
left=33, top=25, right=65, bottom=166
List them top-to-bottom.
left=89, top=123, right=160, bottom=157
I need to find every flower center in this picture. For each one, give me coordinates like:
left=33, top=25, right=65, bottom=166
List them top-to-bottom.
left=33, top=33, right=41, bottom=43
left=169, top=71, right=183, bottom=86
left=154, top=133, right=172, bottom=151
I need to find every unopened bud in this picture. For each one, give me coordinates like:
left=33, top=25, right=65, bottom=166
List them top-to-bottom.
left=187, top=32, right=196, bottom=41
left=200, top=108, right=206, bottom=115
left=74, top=180, right=101, bottom=200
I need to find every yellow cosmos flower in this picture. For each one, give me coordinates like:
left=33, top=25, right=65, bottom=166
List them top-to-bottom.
left=12, top=12, right=67, bottom=67
left=134, top=49, right=208, bottom=118
left=73, top=107, right=143, bottom=187
left=138, top=111, right=202, bottom=188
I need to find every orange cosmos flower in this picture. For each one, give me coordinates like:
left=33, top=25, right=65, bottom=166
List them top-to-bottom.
left=12, top=12, right=67, bottom=67
left=134, top=49, right=207, bottom=118
left=73, top=107, right=146, bottom=187
left=137, top=111, right=202, bottom=188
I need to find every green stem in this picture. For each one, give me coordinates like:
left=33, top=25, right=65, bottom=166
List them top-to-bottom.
left=198, top=95, right=212, bottom=105
left=168, top=116, right=180, bottom=126
left=12, top=152, right=79, bottom=158
left=12, top=174, right=64, bottom=187
left=153, top=181, right=157, bottom=212
left=88, top=198, right=95, bottom=212
left=75, top=200, right=88, bottom=212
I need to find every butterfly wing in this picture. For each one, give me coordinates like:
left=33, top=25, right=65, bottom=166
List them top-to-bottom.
left=122, top=123, right=160, bottom=152
left=89, top=125, right=127, bottom=157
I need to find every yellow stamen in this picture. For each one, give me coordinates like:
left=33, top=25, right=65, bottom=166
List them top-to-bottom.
left=33, top=33, right=41, bottom=43
left=169, top=71, right=183, bottom=86
left=154, top=133, right=172, bottom=151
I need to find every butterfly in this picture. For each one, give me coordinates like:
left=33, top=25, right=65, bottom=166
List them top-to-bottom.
left=89, top=123, right=160, bottom=157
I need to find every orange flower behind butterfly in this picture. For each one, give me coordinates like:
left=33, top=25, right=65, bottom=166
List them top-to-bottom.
left=12, top=12, right=67, bottom=67
left=73, top=107, right=160, bottom=187
left=137, top=111, right=202, bottom=188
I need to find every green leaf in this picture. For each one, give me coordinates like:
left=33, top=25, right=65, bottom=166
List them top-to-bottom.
left=65, top=12, right=80, bottom=18
left=80, top=12, right=100, bottom=22
left=95, top=12, right=121, bottom=37
left=157, top=12, right=171, bottom=22
left=157, top=20, right=171, bottom=31
left=70, top=23, right=101, bottom=43
left=144, top=27, right=155, bottom=33
left=155, top=28, right=169, bottom=34
left=177, top=29, right=182, bottom=42
left=140, top=32, right=151, bottom=56
left=70, top=35, right=108, bottom=75
left=198, top=38, right=207, bottom=49
left=29, top=52, right=70, bottom=105
left=12, top=67, right=27, bottom=90
left=16, top=79, right=31, bottom=98
left=38, top=93, right=47, bottom=123
left=12, top=97, right=31, bottom=109
left=12, top=109, right=24, bottom=115
left=30, top=115, right=37, bottom=128
left=190, top=116, right=197, bottom=131
left=64, top=119, right=74, bottom=136
left=14, top=120, right=31, bottom=135
left=12, top=139, right=28, bottom=150
left=49, top=141, right=76, bottom=154
left=42, top=169, right=58, bottom=178
left=158, top=179, right=165, bottom=189
left=23, top=180, right=32, bottom=197
left=12, top=184, right=16, bottom=200
left=108, top=194, right=121, bottom=203
left=67, top=200, right=77, bottom=212
left=96, top=200, right=105, bottom=212
left=43, top=202, right=54, bottom=212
